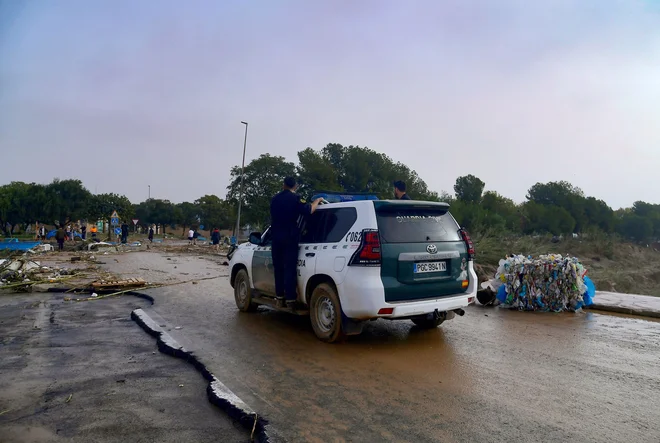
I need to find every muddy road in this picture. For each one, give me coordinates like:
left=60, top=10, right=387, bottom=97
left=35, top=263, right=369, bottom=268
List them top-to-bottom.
left=108, top=252, right=660, bottom=442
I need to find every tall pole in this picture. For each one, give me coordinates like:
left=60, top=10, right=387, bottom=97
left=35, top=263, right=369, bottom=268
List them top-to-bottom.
left=235, top=121, right=248, bottom=238
left=148, top=185, right=151, bottom=200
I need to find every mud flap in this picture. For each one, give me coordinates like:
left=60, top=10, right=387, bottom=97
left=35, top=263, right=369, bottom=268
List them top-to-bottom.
left=341, top=311, right=364, bottom=336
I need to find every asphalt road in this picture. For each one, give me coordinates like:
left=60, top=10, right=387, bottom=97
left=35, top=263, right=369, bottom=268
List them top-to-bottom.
left=109, top=252, right=660, bottom=442
left=0, top=290, right=248, bottom=443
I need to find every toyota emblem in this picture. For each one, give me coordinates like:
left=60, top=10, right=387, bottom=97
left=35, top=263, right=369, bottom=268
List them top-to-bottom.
left=426, top=244, right=438, bottom=254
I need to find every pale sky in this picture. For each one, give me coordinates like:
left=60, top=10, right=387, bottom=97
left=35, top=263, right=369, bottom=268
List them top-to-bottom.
left=1, top=0, right=659, bottom=209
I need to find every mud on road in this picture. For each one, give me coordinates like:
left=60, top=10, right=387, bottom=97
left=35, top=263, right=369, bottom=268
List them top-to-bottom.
left=107, top=252, right=660, bottom=443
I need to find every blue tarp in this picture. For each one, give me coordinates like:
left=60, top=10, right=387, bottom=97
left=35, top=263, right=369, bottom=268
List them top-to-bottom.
left=0, top=240, right=42, bottom=251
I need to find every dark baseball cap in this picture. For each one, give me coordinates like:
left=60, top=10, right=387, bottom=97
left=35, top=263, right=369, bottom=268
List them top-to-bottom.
left=393, top=180, right=406, bottom=192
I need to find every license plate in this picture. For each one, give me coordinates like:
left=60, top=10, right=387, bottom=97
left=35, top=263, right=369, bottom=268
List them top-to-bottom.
left=414, top=261, right=447, bottom=273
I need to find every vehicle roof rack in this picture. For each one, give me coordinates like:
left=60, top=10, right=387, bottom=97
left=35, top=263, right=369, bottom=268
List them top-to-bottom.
left=312, top=190, right=379, bottom=203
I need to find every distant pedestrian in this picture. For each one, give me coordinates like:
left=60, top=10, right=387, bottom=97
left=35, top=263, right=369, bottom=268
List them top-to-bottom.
left=121, top=222, right=129, bottom=244
left=66, top=224, right=72, bottom=241
left=90, top=224, right=98, bottom=240
left=81, top=225, right=87, bottom=240
left=55, top=226, right=66, bottom=251
left=148, top=226, right=154, bottom=243
left=188, top=228, right=194, bottom=245
left=211, top=228, right=221, bottom=251
left=193, top=229, right=199, bottom=245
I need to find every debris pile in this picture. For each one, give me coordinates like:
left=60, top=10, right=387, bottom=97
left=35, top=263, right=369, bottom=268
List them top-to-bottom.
left=485, top=254, right=596, bottom=312
left=0, top=258, right=78, bottom=291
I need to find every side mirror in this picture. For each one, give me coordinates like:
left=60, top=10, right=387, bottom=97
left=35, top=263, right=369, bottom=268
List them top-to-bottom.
left=249, top=232, right=262, bottom=245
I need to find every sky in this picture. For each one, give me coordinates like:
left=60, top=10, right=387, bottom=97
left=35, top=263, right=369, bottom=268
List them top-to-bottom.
left=1, top=0, right=659, bottom=209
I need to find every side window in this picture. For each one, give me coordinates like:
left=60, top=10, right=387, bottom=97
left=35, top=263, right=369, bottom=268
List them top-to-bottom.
left=319, top=208, right=357, bottom=243
left=300, top=212, right=325, bottom=243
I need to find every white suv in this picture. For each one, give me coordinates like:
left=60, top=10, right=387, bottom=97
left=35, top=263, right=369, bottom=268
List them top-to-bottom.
left=228, top=199, right=477, bottom=342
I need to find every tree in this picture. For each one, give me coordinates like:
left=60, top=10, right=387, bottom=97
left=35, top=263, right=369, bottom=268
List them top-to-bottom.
left=296, top=148, right=342, bottom=197
left=226, top=154, right=296, bottom=228
left=454, top=175, right=485, bottom=203
left=46, top=179, right=93, bottom=225
left=0, top=182, right=49, bottom=235
left=481, top=191, right=520, bottom=231
left=89, top=193, right=134, bottom=222
left=196, top=195, right=233, bottom=231
left=134, top=199, right=176, bottom=234
left=175, top=202, right=199, bottom=234
left=616, top=213, right=653, bottom=243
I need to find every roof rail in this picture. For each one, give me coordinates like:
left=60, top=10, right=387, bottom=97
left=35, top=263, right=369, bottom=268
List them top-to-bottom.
left=312, top=190, right=379, bottom=203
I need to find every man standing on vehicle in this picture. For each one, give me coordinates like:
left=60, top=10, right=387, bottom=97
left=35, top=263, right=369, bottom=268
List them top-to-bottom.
left=270, top=177, right=323, bottom=308
left=393, top=180, right=411, bottom=200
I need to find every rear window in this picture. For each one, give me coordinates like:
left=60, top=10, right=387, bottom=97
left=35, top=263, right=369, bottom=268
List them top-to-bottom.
left=376, top=210, right=461, bottom=243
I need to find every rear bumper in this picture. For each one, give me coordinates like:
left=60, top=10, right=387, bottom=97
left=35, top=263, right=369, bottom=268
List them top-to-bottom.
left=338, top=262, right=478, bottom=320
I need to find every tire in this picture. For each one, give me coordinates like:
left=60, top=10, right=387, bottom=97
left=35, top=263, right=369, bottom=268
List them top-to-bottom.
left=234, top=269, right=258, bottom=312
left=310, top=283, right=346, bottom=343
left=411, top=314, right=445, bottom=329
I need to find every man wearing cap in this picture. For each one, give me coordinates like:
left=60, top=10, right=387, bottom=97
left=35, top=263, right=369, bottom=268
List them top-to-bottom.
left=270, top=177, right=323, bottom=308
left=393, top=180, right=412, bottom=200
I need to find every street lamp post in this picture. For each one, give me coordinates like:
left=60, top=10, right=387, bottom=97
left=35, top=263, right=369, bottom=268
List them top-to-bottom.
left=235, top=121, right=249, bottom=238
left=148, top=185, right=151, bottom=200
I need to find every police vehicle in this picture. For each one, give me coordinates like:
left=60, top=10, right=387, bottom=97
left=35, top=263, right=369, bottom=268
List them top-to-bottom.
left=228, top=192, right=477, bottom=343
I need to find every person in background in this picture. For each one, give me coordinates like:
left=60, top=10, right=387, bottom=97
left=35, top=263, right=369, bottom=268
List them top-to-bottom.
left=393, top=180, right=411, bottom=200
left=121, top=221, right=129, bottom=244
left=66, top=224, right=72, bottom=241
left=81, top=224, right=87, bottom=240
left=90, top=224, right=98, bottom=240
left=40, top=225, right=46, bottom=241
left=55, top=225, right=66, bottom=251
left=148, top=226, right=154, bottom=243
left=188, top=228, right=194, bottom=245
left=211, top=228, right=221, bottom=251
left=192, top=229, right=199, bottom=245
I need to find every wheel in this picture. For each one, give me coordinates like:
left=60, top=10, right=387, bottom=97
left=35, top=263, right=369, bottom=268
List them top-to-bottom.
left=234, top=269, right=258, bottom=312
left=310, top=283, right=346, bottom=343
left=411, top=314, right=445, bottom=329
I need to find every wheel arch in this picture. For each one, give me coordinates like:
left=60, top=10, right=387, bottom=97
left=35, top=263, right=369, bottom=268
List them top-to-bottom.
left=230, top=263, right=248, bottom=288
left=305, top=274, right=338, bottom=306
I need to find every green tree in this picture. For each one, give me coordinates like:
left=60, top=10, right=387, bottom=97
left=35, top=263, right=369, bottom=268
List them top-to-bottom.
left=296, top=148, right=342, bottom=197
left=226, top=154, right=296, bottom=228
left=454, top=175, right=485, bottom=203
left=46, top=179, right=93, bottom=225
left=526, top=181, right=587, bottom=232
left=0, top=182, right=50, bottom=235
left=481, top=191, right=520, bottom=231
left=89, top=193, right=134, bottom=223
left=195, top=195, right=233, bottom=230
left=134, top=199, right=176, bottom=234
left=175, top=202, right=199, bottom=234
left=616, top=213, right=654, bottom=243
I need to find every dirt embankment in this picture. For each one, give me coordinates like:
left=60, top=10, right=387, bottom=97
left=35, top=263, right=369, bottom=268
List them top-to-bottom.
left=474, top=233, right=660, bottom=296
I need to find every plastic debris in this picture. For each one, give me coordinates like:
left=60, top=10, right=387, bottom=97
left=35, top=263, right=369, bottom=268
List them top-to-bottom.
left=488, top=254, right=595, bottom=312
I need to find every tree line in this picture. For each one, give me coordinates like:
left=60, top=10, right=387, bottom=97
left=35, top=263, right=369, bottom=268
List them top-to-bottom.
left=2, top=143, right=658, bottom=242
left=224, top=144, right=659, bottom=243
left=0, top=179, right=234, bottom=236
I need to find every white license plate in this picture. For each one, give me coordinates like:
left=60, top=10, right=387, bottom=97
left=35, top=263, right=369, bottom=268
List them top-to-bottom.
left=414, top=261, right=447, bottom=273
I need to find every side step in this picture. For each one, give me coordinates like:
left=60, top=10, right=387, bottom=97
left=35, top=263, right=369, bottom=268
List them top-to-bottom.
left=252, top=293, right=310, bottom=316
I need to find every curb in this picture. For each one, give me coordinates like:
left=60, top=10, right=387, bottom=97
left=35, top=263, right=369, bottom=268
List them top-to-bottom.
left=586, top=304, right=660, bottom=319
left=131, top=308, right=282, bottom=443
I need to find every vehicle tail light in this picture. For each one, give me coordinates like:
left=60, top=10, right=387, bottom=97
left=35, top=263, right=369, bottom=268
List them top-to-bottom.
left=349, top=229, right=381, bottom=266
left=460, top=229, right=475, bottom=260
left=378, top=308, right=394, bottom=315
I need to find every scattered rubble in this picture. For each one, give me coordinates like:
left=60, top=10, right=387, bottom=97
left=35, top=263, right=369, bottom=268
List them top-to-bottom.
left=0, top=258, right=79, bottom=292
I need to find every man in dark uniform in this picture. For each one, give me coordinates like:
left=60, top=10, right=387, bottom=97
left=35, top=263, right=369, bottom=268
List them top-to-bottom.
left=270, top=177, right=322, bottom=308
left=393, top=180, right=412, bottom=200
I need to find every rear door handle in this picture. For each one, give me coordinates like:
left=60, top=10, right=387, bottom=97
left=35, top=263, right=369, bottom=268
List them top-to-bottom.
left=306, top=253, right=315, bottom=257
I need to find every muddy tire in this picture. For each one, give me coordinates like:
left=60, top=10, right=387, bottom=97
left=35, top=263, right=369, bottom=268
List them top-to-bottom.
left=234, top=269, right=258, bottom=312
left=310, top=283, right=345, bottom=343
left=411, top=315, right=445, bottom=329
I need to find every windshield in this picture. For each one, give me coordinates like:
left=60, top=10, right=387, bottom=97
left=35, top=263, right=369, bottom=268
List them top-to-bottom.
left=376, top=210, right=461, bottom=243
